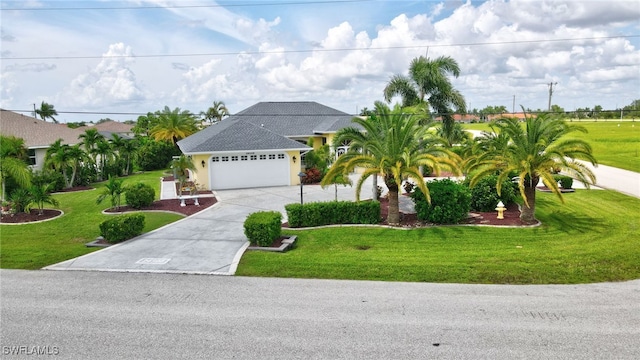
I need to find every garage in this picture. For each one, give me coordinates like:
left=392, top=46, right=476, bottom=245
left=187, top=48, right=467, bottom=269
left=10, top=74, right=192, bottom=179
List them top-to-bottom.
left=209, top=152, right=290, bottom=190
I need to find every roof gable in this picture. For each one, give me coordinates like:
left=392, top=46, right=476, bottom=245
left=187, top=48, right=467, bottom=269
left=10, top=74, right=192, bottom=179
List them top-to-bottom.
left=0, top=110, right=84, bottom=148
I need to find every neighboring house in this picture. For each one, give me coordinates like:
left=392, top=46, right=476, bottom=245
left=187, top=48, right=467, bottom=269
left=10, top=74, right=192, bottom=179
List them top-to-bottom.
left=177, top=101, right=359, bottom=190
left=0, top=109, right=84, bottom=171
left=434, top=114, right=481, bottom=123
left=79, top=120, right=135, bottom=139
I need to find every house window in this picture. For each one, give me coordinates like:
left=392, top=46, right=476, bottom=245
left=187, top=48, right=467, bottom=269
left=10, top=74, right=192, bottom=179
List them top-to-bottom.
left=322, top=137, right=327, bottom=145
left=27, top=149, right=36, bottom=166
left=268, top=154, right=276, bottom=160
left=277, top=154, right=285, bottom=159
left=241, top=155, right=248, bottom=161
left=250, top=155, right=257, bottom=160
left=259, top=155, right=266, bottom=160
left=212, top=156, right=220, bottom=162
left=221, top=156, right=229, bottom=162
left=231, top=156, right=238, bottom=161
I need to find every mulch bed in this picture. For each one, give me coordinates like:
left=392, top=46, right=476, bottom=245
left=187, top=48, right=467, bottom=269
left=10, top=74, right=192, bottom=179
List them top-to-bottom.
left=103, top=197, right=217, bottom=216
left=1, top=209, right=63, bottom=224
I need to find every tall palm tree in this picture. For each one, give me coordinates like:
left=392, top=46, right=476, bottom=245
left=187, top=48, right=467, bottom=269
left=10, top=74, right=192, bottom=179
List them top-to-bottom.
left=383, top=55, right=466, bottom=143
left=35, top=101, right=59, bottom=123
left=200, top=101, right=229, bottom=124
left=322, top=102, right=461, bottom=224
left=150, top=106, right=198, bottom=145
left=467, top=113, right=597, bottom=224
left=78, top=128, right=104, bottom=166
left=0, top=135, right=31, bottom=201
left=45, top=139, right=73, bottom=188
left=94, top=139, right=113, bottom=181
left=65, top=144, right=86, bottom=188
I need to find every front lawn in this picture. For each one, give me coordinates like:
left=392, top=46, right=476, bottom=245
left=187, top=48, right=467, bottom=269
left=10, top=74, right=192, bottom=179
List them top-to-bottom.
left=0, top=170, right=184, bottom=269
left=237, top=190, right=640, bottom=284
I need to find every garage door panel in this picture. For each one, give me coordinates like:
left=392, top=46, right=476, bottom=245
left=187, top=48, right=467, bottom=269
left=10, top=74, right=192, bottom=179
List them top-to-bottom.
left=210, top=153, right=289, bottom=190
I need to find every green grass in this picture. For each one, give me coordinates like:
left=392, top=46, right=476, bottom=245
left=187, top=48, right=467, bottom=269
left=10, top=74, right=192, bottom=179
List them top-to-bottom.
left=465, top=121, right=640, bottom=172
left=0, top=170, right=183, bottom=270
left=237, top=190, right=640, bottom=284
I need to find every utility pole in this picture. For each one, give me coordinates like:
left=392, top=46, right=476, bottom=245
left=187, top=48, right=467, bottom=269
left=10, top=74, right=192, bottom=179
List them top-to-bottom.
left=547, top=82, right=557, bottom=111
left=512, top=95, right=515, bottom=113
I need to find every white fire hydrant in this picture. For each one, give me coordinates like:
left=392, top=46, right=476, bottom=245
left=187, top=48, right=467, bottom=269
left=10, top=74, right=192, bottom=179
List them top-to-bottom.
left=495, top=201, right=506, bottom=219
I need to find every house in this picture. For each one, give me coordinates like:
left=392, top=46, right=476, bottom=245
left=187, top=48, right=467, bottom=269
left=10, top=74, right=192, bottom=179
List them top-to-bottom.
left=177, top=101, right=358, bottom=190
left=0, top=109, right=84, bottom=170
left=434, top=114, right=481, bottom=123
left=79, top=120, right=135, bottom=140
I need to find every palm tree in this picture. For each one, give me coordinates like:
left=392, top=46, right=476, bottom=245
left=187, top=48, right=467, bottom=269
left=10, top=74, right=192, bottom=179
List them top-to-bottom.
left=383, top=55, right=466, bottom=142
left=35, top=101, right=59, bottom=123
left=200, top=101, right=229, bottom=124
left=321, top=102, right=461, bottom=224
left=150, top=106, right=198, bottom=145
left=467, top=113, right=597, bottom=224
left=79, top=128, right=104, bottom=167
left=0, top=135, right=31, bottom=201
left=116, top=138, right=138, bottom=176
left=45, top=139, right=73, bottom=188
left=94, top=139, right=113, bottom=180
left=65, top=145, right=86, bottom=188
left=171, top=155, right=197, bottom=196
left=96, top=175, right=125, bottom=210
left=29, top=183, right=59, bottom=215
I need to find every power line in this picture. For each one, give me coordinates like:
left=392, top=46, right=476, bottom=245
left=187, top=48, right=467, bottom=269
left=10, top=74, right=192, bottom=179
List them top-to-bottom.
left=1, top=0, right=372, bottom=11
left=3, top=35, right=638, bottom=61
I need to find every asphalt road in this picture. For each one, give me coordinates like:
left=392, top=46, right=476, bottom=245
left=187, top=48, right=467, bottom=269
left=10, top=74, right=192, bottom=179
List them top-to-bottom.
left=1, top=270, right=639, bottom=359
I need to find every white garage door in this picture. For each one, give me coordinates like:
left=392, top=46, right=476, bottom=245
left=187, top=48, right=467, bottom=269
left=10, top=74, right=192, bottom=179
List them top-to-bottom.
left=209, top=153, right=290, bottom=190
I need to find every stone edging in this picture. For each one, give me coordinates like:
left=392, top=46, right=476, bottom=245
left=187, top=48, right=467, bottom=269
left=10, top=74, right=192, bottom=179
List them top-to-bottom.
left=247, top=236, right=297, bottom=252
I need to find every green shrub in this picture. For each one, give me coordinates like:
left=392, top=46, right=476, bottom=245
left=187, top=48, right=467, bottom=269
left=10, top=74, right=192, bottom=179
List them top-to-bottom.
left=135, top=140, right=181, bottom=171
left=32, top=170, right=65, bottom=192
left=553, top=174, right=574, bottom=189
left=466, top=175, right=516, bottom=212
left=410, top=179, right=471, bottom=224
left=125, top=183, right=156, bottom=209
left=9, top=188, right=31, bottom=213
left=285, top=201, right=380, bottom=228
left=244, top=211, right=282, bottom=247
left=99, top=214, right=145, bottom=243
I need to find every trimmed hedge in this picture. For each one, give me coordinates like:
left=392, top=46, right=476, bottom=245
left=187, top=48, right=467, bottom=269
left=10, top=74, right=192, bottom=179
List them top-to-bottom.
left=553, top=174, right=574, bottom=189
left=410, top=179, right=471, bottom=224
left=125, top=182, right=156, bottom=209
left=285, top=201, right=380, bottom=228
left=244, top=211, right=282, bottom=247
left=99, top=214, right=145, bottom=244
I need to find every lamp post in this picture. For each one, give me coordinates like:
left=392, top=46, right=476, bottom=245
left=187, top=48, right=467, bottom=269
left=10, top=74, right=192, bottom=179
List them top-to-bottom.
left=298, top=172, right=307, bottom=205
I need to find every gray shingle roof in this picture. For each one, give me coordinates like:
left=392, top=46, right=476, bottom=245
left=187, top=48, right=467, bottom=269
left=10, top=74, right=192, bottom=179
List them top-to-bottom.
left=233, top=101, right=359, bottom=136
left=0, top=109, right=84, bottom=148
left=177, top=119, right=310, bottom=153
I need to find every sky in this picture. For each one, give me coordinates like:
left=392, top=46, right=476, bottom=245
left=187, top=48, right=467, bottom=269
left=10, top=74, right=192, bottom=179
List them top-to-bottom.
left=1, top=0, right=639, bottom=123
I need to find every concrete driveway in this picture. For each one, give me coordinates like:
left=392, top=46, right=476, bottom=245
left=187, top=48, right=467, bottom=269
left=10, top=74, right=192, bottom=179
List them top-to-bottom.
left=45, top=177, right=377, bottom=275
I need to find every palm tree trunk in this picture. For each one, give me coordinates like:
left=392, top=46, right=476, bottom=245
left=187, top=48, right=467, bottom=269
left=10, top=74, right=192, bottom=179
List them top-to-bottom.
left=372, top=175, right=378, bottom=200
left=520, top=185, right=537, bottom=224
left=387, top=188, right=400, bottom=225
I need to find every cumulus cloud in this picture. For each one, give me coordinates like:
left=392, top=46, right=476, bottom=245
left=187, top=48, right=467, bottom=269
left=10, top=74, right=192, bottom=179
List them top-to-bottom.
left=57, top=43, right=145, bottom=107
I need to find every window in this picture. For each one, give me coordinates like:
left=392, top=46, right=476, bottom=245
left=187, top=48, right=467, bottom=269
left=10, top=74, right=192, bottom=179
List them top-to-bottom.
left=322, top=137, right=327, bottom=145
left=27, top=149, right=36, bottom=166
left=268, top=154, right=276, bottom=160
left=277, top=154, right=285, bottom=159
left=241, top=155, right=248, bottom=161
left=250, top=155, right=257, bottom=160
left=259, top=155, right=266, bottom=160
left=212, top=156, right=220, bottom=162
left=221, top=156, right=229, bottom=162
left=231, top=156, right=238, bottom=161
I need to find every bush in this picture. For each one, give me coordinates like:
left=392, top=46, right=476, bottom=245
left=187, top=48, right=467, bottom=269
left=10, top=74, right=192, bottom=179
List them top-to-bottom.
left=135, top=140, right=181, bottom=171
left=302, top=167, right=322, bottom=184
left=32, top=170, right=65, bottom=192
left=553, top=174, right=574, bottom=189
left=466, top=175, right=517, bottom=212
left=410, top=179, right=470, bottom=224
left=125, top=183, right=156, bottom=209
left=9, top=188, right=31, bottom=213
left=285, top=201, right=380, bottom=228
left=244, top=211, right=282, bottom=247
left=99, top=214, right=145, bottom=244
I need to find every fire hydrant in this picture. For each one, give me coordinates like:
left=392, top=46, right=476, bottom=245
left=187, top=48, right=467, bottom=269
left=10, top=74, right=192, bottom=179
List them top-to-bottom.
left=495, top=201, right=505, bottom=219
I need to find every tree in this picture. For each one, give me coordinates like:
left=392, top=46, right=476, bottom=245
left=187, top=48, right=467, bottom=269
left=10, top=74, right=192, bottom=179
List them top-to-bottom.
left=383, top=55, right=466, bottom=143
left=35, top=101, right=59, bottom=123
left=200, top=101, right=229, bottom=124
left=321, top=102, right=461, bottom=225
left=150, top=106, right=198, bottom=145
left=132, top=112, right=158, bottom=136
left=467, top=112, right=597, bottom=224
left=78, top=128, right=104, bottom=166
left=0, top=135, right=32, bottom=201
left=113, top=137, right=138, bottom=175
left=94, top=139, right=114, bottom=180
left=44, top=140, right=85, bottom=189
left=171, top=155, right=197, bottom=196
left=96, top=175, right=125, bottom=210
left=29, top=183, right=59, bottom=215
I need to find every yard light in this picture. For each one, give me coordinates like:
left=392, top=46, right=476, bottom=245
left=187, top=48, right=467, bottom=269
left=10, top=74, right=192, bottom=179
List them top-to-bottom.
left=292, top=156, right=297, bottom=163
left=298, top=172, right=307, bottom=205
left=496, top=201, right=505, bottom=219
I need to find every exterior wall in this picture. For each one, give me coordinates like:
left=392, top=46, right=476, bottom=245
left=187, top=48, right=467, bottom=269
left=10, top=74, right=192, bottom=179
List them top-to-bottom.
left=32, top=148, right=48, bottom=171
left=287, top=150, right=303, bottom=185
left=189, top=154, right=211, bottom=190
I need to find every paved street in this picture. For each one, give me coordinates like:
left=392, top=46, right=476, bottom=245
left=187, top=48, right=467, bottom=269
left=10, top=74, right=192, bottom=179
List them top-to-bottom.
left=1, top=270, right=639, bottom=359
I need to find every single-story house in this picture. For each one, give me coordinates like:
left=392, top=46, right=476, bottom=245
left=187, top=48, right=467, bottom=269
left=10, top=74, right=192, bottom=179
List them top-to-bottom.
left=177, top=101, right=358, bottom=190
left=0, top=109, right=85, bottom=171
left=79, top=120, right=135, bottom=140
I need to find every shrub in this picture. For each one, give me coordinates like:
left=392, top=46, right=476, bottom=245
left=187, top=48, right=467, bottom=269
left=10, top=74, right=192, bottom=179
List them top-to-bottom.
left=135, top=140, right=181, bottom=171
left=302, top=167, right=322, bottom=184
left=32, top=170, right=65, bottom=192
left=466, top=175, right=517, bottom=212
left=553, top=175, right=574, bottom=189
left=410, top=179, right=471, bottom=224
left=125, top=183, right=156, bottom=209
left=9, top=188, right=31, bottom=213
left=285, top=201, right=380, bottom=228
left=244, top=211, right=282, bottom=247
left=99, top=214, right=145, bottom=244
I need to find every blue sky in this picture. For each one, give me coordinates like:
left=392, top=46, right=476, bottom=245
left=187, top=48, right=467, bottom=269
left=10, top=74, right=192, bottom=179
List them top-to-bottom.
left=1, top=0, right=639, bottom=122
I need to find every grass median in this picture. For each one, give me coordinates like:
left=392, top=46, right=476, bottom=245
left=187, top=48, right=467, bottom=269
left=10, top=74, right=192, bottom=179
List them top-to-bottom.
left=236, top=190, right=640, bottom=284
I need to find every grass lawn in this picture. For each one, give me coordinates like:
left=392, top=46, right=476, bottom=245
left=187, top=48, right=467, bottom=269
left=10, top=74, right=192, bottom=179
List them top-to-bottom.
left=465, top=121, right=640, bottom=172
left=0, top=170, right=183, bottom=270
left=237, top=190, right=640, bottom=284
